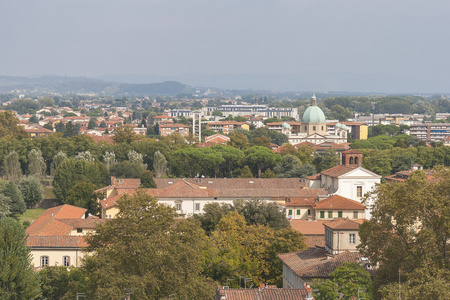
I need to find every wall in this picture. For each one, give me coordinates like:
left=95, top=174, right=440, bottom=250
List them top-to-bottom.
left=30, top=248, right=85, bottom=268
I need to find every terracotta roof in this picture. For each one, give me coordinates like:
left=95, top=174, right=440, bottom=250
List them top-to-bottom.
left=153, top=115, right=173, bottom=119
left=208, top=121, right=248, bottom=125
left=160, top=123, right=189, bottom=128
left=24, top=125, right=53, bottom=133
left=196, top=142, right=213, bottom=148
left=293, top=142, right=315, bottom=148
left=315, top=142, right=350, bottom=150
left=341, top=149, right=363, bottom=154
left=320, top=165, right=356, bottom=177
left=305, top=174, right=321, bottom=180
left=154, top=178, right=307, bottom=190
left=314, top=195, right=365, bottom=210
left=284, top=197, right=317, bottom=207
left=25, top=205, right=105, bottom=249
left=323, top=218, right=362, bottom=230
left=57, top=219, right=105, bottom=229
left=290, top=219, right=328, bottom=235
left=305, top=235, right=326, bottom=248
left=27, top=236, right=88, bottom=248
left=278, top=248, right=362, bottom=278
left=215, top=288, right=309, bottom=300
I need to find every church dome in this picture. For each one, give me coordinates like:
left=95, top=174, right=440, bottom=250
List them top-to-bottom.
left=302, top=93, right=326, bottom=124
left=302, top=106, right=326, bottom=123
left=282, top=122, right=291, bottom=130
left=335, top=122, right=342, bottom=129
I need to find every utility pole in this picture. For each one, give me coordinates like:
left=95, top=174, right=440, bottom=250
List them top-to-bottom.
left=371, top=102, right=376, bottom=127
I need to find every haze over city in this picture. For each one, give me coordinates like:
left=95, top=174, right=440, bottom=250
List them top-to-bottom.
left=1, top=0, right=449, bottom=92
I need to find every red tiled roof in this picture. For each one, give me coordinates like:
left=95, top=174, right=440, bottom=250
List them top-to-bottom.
left=160, top=123, right=189, bottom=128
left=197, top=142, right=213, bottom=148
left=341, top=149, right=363, bottom=154
left=320, top=165, right=356, bottom=177
left=314, top=195, right=365, bottom=210
left=284, top=197, right=317, bottom=207
left=323, top=218, right=362, bottom=230
left=290, top=219, right=327, bottom=235
left=305, top=235, right=326, bottom=248
left=27, top=236, right=89, bottom=248
left=278, top=248, right=362, bottom=278
left=215, top=288, right=309, bottom=300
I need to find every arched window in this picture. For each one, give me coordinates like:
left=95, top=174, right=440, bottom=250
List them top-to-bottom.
left=313, top=126, right=316, bottom=131
left=349, top=157, right=354, bottom=164
left=355, top=157, right=359, bottom=165
left=41, top=256, right=49, bottom=267
left=63, top=256, right=70, bottom=267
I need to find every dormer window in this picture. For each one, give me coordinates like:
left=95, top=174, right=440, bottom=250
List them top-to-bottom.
left=77, top=228, right=83, bottom=233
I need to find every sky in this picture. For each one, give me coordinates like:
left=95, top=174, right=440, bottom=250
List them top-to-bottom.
left=1, top=0, right=449, bottom=92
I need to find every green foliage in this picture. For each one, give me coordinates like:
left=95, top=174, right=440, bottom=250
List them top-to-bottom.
left=329, top=104, right=352, bottom=121
left=0, top=111, right=29, bottom=139
left=229, top=130, right=250, bottom=150
left=245, top=146, right=280, bottom=178
left=27, top=149, right=46, bottom=179
left=152, top=150, right=168, bottom=178
left=312, top=150, right=339, bottom=172
left=2, top=151, right=22, bottom=182
left=50, top=151, right=67, bottom=177
left=274, top=155, right=316, bottom=178
left=53, top=158, right=109, bottom=203
left=236, top=165, right=254, bottom=178
left=358, top=167, right=450, bottom=295
left=261, top=168, right=276, bottom=178
left=140, top=170, right=156, bottom=188
left=18, top=176, right=43, bottom=209
left=2, top=181, right=26, bottom=217
left=65, top=181, right=98, bottom=215
left=84, top=191, right=216, bottom=299
left=0, top=194, right=10, bottom=218
left=197, top=199, right=289, bottom=232
left=204, top=212, right=306, bottom=287
left=0, top=217, right=41, bottom=299
left=313, top=263, right=372, bottom=300
left=379, top=263, right=450, bottom=300
left=39, top=266, right=88, bottom=300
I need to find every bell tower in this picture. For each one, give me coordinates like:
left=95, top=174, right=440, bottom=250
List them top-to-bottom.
left=341, top=149, right=363, bottom=167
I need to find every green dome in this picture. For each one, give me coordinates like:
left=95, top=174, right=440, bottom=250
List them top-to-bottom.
left=302, top=106, right=326, bottom=123
left=282, top=122, right=291, bottom=129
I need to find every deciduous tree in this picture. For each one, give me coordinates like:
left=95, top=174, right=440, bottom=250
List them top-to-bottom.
left=27, top=149, right=46, bottom=179
left=2, top=151, right=22, bottom=182
left=19, top=176, right=43, bottom=209
left=84, top=191, right=215, bottom=299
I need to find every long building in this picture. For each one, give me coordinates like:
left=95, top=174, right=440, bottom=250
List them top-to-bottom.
left=409, top=122, right=450, bottom=142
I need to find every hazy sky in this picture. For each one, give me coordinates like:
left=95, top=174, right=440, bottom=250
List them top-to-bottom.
left=1, top=0, right=449, bottom=91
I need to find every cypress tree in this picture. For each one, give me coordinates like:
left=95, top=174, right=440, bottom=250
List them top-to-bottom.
left=2, top=181, right=26, bottom=216
left=0, top=217, right=41, bottom=299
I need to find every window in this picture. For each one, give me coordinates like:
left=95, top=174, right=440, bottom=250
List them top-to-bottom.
left=304, top=126, right=307, bottom=130
left=313, top=126, right=316, bottom=131
left=321, top=126, right=324, bottom=130
left=349, top=157, right=354, bottom=164
left=356, top=186, right=363, bottom=197
left=176, top=203, right=182, bottom=211
left=195, top=203, right=200, bottom=211
left=288, top=209, right=293, bottom=216
left=296, top=209, right=300, bottom=215
left=307, top=209, right=311, bottom=216
left=320, top=211, right=325, bottom=218
left=328, top=211, right=333, bottom=218
left=338, top=211, right=343, bottom=218
left=353, top=211, right=358, bottom=219
left=77, top=228, right=82, bottom=233
left=349, top=233, right=356, bottom=244
left=41, top=256, right=49, bottom=267
left=63, top=256, right=70, bottom=267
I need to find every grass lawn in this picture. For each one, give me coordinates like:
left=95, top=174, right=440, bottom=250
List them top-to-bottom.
left=43, top=186, right=55, bottom=200
left=19, top=208, right=45, bottom=224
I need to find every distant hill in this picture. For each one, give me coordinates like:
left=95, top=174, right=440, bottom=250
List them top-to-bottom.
left=0, top=76, right=192, bottom=96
